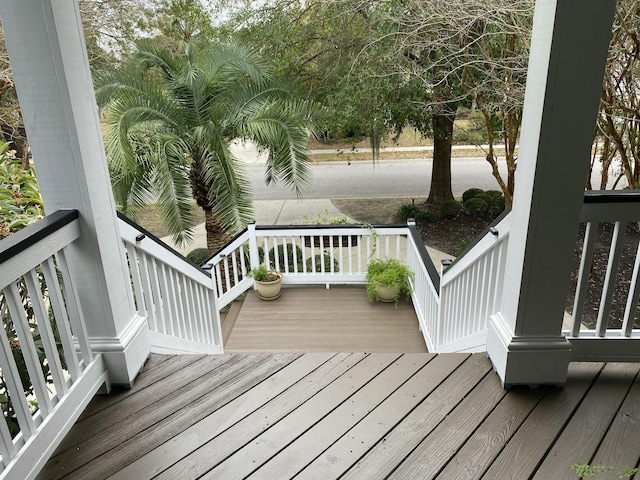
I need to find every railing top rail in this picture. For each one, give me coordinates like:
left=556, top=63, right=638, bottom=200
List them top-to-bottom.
left=581, top=190, right=640, bottom=221
left=583, top=190, right=640, bottom=203
left=0, top=209, right=79, bottom=265
left=117, top=212, right=211, bottom=278
left=254, top=222, right=409, bottom=232
left=407, top=222, right=440, bottom=292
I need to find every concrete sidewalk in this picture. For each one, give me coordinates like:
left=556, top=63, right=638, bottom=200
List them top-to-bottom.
left=169, top=138, right=455, bottom=262
left=229, top=138, right=507, bottom=164
left=161, top=198, right=348, bottom=255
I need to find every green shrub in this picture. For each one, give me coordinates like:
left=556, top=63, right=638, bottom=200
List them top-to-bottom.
left=452, top=127, right=471, bottom=144
left=466, top=131, right=487, bottom=146
left=0, top=143, right=43, bottom=239
left=462, top=188, right=484, bottom=203
left=486, top=190, right=503, bottom=200
left=476, top=192, right=494, bottom=209
left=493, top=194, right=506, bottom=212
left=464, top=197, right=489, bottom=216
left=440, top=200, right=462, bottom=218
left=396, top=202, right=438, bottom=223
left=457, top=237, right=475, bottom=255
left=269, top=243, right=303, bottom=272
left=186, top=248, right=210, bottom=266
left=306, top=252, right=339, bottom=273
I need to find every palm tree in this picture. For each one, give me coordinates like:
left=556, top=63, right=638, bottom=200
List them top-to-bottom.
left=95, top=40, right=315, bottom=253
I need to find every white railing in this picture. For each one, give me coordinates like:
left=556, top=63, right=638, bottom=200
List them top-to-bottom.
left=566, top=191, right=640, bottom=361
left=0, top=210, right=108, bottom=480
left=437, top=212, right=511, bottom=353
left=118, top=216, right=223, bottom=355
left=206, top=221, right=441, bottom=350
left=406, top=222, right=441, bottom=352
left=208, top=223, right=412, bottom=297
left=255, top=224, right=408, bottom=283
left=207, top=229, right=253, bottom=310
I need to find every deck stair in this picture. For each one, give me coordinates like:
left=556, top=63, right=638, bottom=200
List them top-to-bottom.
left=221, top=299, right=244, bottom=345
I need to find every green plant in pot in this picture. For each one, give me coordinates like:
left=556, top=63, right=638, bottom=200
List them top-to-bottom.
left=366, top=259, right=414, bottom=307
left=250, top=265, right=283, bottom=301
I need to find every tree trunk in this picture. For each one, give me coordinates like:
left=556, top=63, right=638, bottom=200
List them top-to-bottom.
left=427, top=106, right=456, bottom=207
left=1, top=122, right=29, bottom=167
left=204, top=208, right=232, bottom=254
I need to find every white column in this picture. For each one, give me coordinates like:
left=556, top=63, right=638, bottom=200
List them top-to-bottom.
left=486, top=0, right=616, bottom=386
left=0, top=1, right=149, bottom=386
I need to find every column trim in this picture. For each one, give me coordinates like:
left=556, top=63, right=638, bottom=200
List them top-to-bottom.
left=488, top=313, right=572, bottom=387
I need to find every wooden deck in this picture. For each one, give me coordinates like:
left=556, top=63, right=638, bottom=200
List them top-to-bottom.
left=224, top=285, right=428, bottom=353
left=39, top=353, right=640, bottom=479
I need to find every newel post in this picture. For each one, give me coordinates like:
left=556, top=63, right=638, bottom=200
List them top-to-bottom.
left=486, top=0, right=616, bottom=386
left=0, top=1, right=149, bottom=386
left=248, top=221, right=261, bottom=270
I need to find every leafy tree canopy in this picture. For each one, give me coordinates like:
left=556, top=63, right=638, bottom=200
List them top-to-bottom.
left=220, top=0, right=431, bottom=143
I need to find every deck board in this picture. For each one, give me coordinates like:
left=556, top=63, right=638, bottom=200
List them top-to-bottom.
left=225, top=286, right=428, bottom=353
left=111, top=352, right=353, bottom=479
left=40, top=353, right=640, bottom=480
left=128, top=353, right=370, bottom=480
left=197, top=353, right=407, bottom=479
left=247, top=354, right=440, bottom=479
left=342, top=354, right=491, bottom=480
left=299, top=355, right=466, bottom=479
left=483, top=362, right=604, bottom=479
left=533, top=363, right=640, bottom=479
left=388, top=370, right=507, bottom=479
left=590, top=374, right=640, bottom=480
left=433, top=385, right=547, bottom=480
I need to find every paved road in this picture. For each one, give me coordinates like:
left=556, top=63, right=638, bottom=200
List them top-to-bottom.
left=230, top=126, right=618, bottom=201
left=247, top=157, right=508, bottom=200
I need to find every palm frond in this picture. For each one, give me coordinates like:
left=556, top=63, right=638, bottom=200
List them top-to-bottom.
left=134, top=39, right=183, bottom=79
left=98, top=41, right=317, bottom=245
left=199, top=43, right=271, bottom=88
left=245, top=98, right=316, bottom=196
left=193, top=123, right=254, bottom=232
left=149, top=136, right=197, bottom=246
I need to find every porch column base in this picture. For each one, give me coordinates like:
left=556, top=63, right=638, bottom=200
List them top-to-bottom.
left=487, top=313, right=572, bottom=388
left=89, top=314, right=150, bottom=388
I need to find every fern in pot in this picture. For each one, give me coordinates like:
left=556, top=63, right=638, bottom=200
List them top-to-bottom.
left=366, top=259, right=414, bottom=307
left=250, top=264, right=283, bottom=301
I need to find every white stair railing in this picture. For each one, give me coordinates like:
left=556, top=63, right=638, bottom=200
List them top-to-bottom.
left=431, top=191, right=640, bottom=359
left=567, top=191, right=640, bottom=361
left=0, top=210, right=108, bottom=480
left=437, top=212, right=511, bottom=353
left=118, top=215, right=223, bottom=355
left=406, top=221, right=441, bottom=352
left=207, top=229, right=252, bottom=310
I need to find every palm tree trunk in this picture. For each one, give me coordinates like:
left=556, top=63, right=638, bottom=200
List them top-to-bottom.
left=205, top=208, right=232, bottom=254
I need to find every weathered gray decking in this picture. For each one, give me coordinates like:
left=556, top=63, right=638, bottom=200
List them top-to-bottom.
left=224, top=286, right=428, bottom=353
left=38, top=288, right=640, bottom=479
left=40, top=352, right=640, bottom=479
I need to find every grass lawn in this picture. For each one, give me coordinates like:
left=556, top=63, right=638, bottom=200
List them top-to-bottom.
left=132, top=203, right=205, bottom=238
